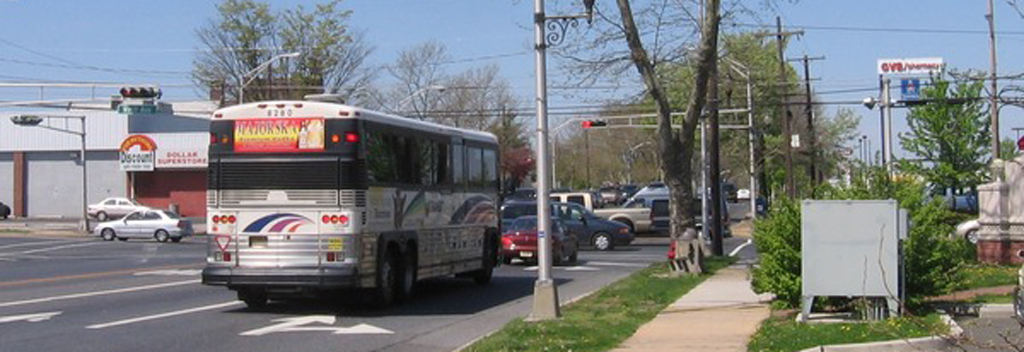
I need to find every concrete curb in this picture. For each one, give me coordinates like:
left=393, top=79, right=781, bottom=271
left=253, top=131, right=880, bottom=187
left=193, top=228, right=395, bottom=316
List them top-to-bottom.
left=978, top=303, right=1013, bottom=318
left=796, top=311, right=963, bottom=352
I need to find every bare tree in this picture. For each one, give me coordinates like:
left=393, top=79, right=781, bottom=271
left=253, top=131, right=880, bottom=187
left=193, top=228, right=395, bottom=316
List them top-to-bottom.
left=192, top=0, right=374, bottom=104
left=609, top=0, right=720, bottom=238
left=387, top=41, right=450, bottom=119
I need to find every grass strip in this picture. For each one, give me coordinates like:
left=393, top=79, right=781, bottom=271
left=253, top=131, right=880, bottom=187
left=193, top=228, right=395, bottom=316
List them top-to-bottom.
left=463, top=256, right=736, bottom=352
left=957, top=264, right=1018, bottom=290
left=748, top=313, right=948, bottom=352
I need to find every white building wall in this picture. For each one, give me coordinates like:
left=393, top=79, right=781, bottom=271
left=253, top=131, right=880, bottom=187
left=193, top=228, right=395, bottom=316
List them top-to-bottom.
left=25, top=151, right=124, bottom=218
left=0, top=153, right=12, bottom=207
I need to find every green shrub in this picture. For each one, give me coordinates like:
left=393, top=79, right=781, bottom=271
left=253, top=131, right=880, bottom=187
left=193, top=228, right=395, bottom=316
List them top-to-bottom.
left=754, top=168, right=974, bottom=307
left=751, top=198, right=803, bottom=307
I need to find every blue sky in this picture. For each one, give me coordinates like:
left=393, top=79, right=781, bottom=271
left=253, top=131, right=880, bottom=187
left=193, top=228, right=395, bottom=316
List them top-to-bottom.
left=1, top=0, right=1023, bottom=157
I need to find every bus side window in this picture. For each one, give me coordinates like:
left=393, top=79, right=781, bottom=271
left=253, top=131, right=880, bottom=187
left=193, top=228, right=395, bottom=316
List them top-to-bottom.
left=436, top=142, right=449, bottom=186
left=451, top=144, right=464, bottom=187
left=467, top=147, right=483, bottom=188
left=483, top=148, right=497, bottom=190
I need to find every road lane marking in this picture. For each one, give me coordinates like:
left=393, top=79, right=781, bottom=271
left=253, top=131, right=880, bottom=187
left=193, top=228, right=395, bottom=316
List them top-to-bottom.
left=729, top=239, right=753, bottom=257
left=0, top=240, right=84, bottom=250
left=0, top=242, right=103, bottom=257
left=584, top=261, right=649, bottom=268
left=0, top=263, right=202, bottom=288
left=133, top=269, right=202, bottom=277
left=0, top=280, right=200, bottom=308
left=87, top=301, right=241, bottom=329
left=0, top=311, right=61, bottom=324
left=240, top=316, right=394, bottom=336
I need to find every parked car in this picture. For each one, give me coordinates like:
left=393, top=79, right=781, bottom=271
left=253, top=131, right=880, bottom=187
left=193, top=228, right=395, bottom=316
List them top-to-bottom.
left=721, top=183, right=738, bottom=203
left=621, top=184, right=641, bottom=199
left=598, top=186, right=624, bottom=205
left=737, top=188, right=751, bottom=200
left=551, top=191, right=652, bottom=233
left=645, top=193, right=731, bottom=237
left=88, top=197, right=149, bottom=221
left=500, top=200, right=633, bottom=251
left=0, top=201, right=10, bottom=220
left=93, top=209, right=193, bottom=243
left=500, top=216, right=578, bottom=265
left=955, top=218, right=980, bottom=244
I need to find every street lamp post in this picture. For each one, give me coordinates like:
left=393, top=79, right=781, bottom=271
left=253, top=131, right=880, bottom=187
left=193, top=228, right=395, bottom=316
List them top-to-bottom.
left=531, top=0, right=594, bottom=321
left=238, top=52, right=301, bottom=104
left=392, top=85, right=447, bottom=117
left=10, top=114, right=88, bottom=232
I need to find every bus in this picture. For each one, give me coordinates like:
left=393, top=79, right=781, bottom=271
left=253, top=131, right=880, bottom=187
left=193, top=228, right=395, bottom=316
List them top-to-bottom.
left=202, top=97, right=501, bottom=308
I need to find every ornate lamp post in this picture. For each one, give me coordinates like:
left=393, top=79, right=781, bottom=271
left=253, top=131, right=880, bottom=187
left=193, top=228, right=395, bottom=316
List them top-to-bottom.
left=530, top=0, right=594, bottom=321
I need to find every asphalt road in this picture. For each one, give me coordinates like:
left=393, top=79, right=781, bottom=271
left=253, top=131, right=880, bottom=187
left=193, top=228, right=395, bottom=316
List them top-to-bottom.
left=0, top=232, right=755, bottom=352
left=948, top=313, right=1024, bottom=352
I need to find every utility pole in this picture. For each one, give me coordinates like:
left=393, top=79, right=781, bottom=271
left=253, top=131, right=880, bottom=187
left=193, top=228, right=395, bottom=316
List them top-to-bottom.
left=987, top=0, right=1000, bottom=163
left=766, top=17, right=803, bottom=198
left=708, top=51, right=724, bottom=256
left=791, top=55, right=825, bottom=194
left=585, top=129, right=591, bottom=188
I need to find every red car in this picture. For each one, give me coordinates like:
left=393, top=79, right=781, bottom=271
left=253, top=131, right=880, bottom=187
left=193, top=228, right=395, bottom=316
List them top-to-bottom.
left=501, top=216, right=579, bottom=265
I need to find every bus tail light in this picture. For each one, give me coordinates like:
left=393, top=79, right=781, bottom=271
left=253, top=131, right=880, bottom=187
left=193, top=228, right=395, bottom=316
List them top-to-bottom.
left=345, top=132, right=359, bottom=143
left=210, top=133, right=217, bottom=145
left=331, top=134, right=340, bottom=143
left=212, top=215, right=221, bottom=223
left=227, top=215, right=236, bottom=224
left=322, top=215, right=331, bottom=224
left=330, top=215, right=340, bottom=224
left=338, top=215, right=349, bottom=225
left=325, top=252, right=336, bottom=262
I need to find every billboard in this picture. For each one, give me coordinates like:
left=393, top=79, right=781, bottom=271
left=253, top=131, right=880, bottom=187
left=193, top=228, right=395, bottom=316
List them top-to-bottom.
left=877, top=57, right=944, bottom=75
left=234, top=118, right=325, bottom=153
left=119, top=134, right=157, bottom=171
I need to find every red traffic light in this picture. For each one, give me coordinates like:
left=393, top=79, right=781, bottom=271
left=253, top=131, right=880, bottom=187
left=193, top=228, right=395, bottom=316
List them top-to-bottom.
left=119, top=86, right=162, bottom=99
left=582, top=120, right=592, bottom=129
left=1018, top=136, right=1024, bottom=151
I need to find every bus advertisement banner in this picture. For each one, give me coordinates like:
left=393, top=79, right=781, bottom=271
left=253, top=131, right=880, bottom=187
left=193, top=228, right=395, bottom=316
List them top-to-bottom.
left=234, top=118, right=325, bottom=153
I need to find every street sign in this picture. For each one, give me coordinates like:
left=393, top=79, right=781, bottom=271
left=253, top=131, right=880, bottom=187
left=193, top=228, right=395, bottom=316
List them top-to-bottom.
left=901, top=79, right=921, bottom=101
left=117, top=104, right=159, bottom=115
left=791, top=134, right=801, bottom=148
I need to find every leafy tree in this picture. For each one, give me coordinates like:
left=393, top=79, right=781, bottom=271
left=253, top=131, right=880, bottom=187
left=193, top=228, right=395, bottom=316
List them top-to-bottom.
left=898, top=74, right=989, bottom=190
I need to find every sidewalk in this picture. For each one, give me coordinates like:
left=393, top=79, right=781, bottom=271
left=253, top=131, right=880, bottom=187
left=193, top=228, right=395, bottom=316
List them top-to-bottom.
left=610, top=265, right=771, bottom=352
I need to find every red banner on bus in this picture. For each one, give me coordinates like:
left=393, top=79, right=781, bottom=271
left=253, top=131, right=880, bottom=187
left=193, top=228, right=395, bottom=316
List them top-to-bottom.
left=234, top=118, right=325, bottom=153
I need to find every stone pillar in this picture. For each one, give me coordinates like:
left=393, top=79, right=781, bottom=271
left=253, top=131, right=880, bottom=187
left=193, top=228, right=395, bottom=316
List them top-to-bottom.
left=978, top=158, right=1024, bottom=264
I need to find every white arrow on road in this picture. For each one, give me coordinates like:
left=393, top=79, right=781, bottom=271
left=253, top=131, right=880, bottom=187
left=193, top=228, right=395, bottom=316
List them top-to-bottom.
left=0, top=311, right=61, bottom=324
left=240, top=315, right=394, bottom=336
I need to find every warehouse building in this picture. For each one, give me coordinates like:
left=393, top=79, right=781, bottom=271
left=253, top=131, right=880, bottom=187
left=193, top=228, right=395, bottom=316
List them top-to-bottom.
left=0, top=100, right=217, bottom=219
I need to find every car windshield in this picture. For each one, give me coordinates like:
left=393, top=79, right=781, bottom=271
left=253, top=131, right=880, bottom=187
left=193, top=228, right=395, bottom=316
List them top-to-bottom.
left=508, top=218, right=538, bottom=231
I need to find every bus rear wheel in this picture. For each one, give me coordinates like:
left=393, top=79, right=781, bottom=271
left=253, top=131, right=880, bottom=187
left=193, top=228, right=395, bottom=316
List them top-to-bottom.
left=374, top=248, right=399, bottom=307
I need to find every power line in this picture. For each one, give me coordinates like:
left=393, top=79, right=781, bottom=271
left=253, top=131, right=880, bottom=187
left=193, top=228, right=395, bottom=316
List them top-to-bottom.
left=726, top=21, right=1024, bottom=36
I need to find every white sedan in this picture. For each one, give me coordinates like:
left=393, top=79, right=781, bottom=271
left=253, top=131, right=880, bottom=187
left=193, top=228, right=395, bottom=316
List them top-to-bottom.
left=88, top=197, right=149, bottom=221
left=94, top=209, right=193, bottom=243
left=955, top=219, right=980, bottom=245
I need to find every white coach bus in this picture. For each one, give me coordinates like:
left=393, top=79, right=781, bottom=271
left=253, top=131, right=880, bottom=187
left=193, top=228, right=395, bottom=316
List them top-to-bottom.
left=202, top=97, right=501, bottom=308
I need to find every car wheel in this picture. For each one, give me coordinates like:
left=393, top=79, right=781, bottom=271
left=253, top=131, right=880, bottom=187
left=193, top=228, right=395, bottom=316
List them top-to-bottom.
left=96, top=211, right=108, bottom=221
left=101, top=228, right=116, bottom=241
left=154, top=230, right=170, bottom=243
left=966, top=230, right=980, bottom=245
left=593, top=232, right=614, bottom=251
left=170, top=237, right=182, bottom=243
left=569, top=242, right=579, bottom=264
left=553, top=246, right=565, bottom=266
left=239, top=289, right=268, bottom=309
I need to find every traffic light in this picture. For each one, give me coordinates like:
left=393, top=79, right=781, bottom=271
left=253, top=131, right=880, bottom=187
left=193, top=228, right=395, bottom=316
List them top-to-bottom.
left=119, top=86, right=162, bottom=99
left=10, top=115, right=43, bottom=126
left=581, top=119, right=608, bottom=129
left=1017, top=136, right=1024, bottom=151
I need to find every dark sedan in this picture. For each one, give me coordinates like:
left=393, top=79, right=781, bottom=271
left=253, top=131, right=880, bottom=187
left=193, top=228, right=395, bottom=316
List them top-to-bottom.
left=500, top=200, right=633, bottom=251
